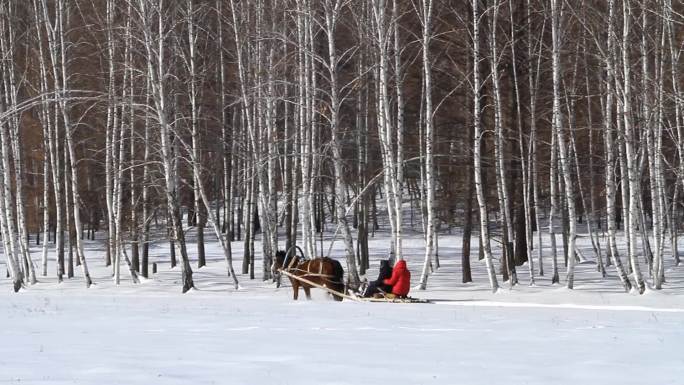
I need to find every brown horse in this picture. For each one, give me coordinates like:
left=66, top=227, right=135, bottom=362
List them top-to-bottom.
left=272, top=249, right=345, bottom=301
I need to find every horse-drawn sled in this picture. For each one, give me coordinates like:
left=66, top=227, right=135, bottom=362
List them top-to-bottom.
left=272, top=247, right=432, bottom=304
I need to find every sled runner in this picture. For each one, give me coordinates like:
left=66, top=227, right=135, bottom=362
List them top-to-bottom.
left=358, top=287, right=433, bottom=303
left=353, top=294, right=432, bottom=304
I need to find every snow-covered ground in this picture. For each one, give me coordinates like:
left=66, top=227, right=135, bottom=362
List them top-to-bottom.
left=2, top=223, right=683, bottom=384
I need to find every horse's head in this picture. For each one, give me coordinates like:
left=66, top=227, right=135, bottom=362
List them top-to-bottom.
left=272, top=250, right=288, bottom=285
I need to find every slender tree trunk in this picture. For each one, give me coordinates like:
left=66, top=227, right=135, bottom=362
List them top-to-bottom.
left=34, top=0, right=53, bottom=278
left=104, top=0, right=116, bottom=269
left=139, top=0, right=194, bottom=292
left=325, top=0, right=360, bottom=288
left=371, top=0, right=399, bottom=261
left=393, top=0, right=405, bottom=261
left=418, top=0, right=435, bottom=290
left=473, top=0, right=498, bottom=292
left=489, top=0, right=516, bottom=286
left=509, top=0, right=533, bottom=284
left=527, top=0, right=544, bottom=277
left=551, top=0, right=577, bottom=288
left=602, top=0, right=632, bottom=292
left=621, top=0, right=645, bottom=293
left=665, top=0, right=682, bottom=267
left=0, top=5, right=36, bottom=285
left=648, top=6, right=666, bottom=288
left=583, top=32, right=605, bottom=277
left=462, top=60, right=474, bottom=283
left=141, top=80, right=151, bottom=278
left=0, top=119, right=21, bottom=291
left=64, top=145, right=74, bottom=279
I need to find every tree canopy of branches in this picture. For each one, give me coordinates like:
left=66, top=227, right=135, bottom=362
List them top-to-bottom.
left=0, top=0, right=682, bottom=294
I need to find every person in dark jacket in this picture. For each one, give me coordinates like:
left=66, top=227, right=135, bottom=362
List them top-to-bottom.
left=361, top=259, right=393, bottom=297
left=383, top=259, right=411, bottom=298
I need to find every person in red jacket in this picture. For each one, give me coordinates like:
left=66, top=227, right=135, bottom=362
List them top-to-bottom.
left=383, top=259, right=411, bottom=298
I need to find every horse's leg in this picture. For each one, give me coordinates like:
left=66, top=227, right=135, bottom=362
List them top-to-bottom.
left=292, top=280, right=299, bottom=300
left=304, top=285, right=311, bottom=300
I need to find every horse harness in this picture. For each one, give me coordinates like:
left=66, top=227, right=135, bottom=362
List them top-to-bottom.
left=281, top=257, right=341, bottom=285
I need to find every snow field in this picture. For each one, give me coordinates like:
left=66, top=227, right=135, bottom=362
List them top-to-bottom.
left=1, top=225, right=683, bottom=384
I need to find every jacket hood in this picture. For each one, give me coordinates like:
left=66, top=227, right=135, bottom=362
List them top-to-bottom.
left=377, top=260, right=393, bottom=280
left=394, top=260, right=407, bottom=271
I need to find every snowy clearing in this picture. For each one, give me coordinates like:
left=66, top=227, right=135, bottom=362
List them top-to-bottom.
left=2, top=228, right=683, bottom=385
left=3, top=291, right=683, bottom=385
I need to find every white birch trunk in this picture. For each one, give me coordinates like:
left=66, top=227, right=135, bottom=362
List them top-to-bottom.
left=33, top=0, right=53, bottom=278
left=38, top=0, right=66, bottom=280
left=104, top=0, right=116, bottom=269
left=138, top=0, right=194, bottom=292
left=185, top=0, right=206, bottom=269
left=325, top=0, right=360, bottom=287
left=371, top=0, right=399, bottom=260
left=392, top=0, right=404, bottom=260
left=418, top=0, right=435, bottom=289
left=473, top=0, right=498, bottom=292
left=489, top=0, right=516, bottom=286
left=509, top=0, right=534, bottom=286
left=527, top=0, right=544, bottom=276
left=547, top=0, right=562, bottom=285
left=551, top=0, right=577, bottom=288
left=603, top=0, right=632, bottom=291
left=620, top=0, right=645, bottom=293
left=665, top=0, right=682, bottom=267
left=296, top=1, right=315, bottom=258
left=0, top=4, right=36, bottom=284
left=127, top=5, right=139, bottom=273
left=307, top=5, right=319, bottom=259
left=649, top=7, right=666, bottom=288
left=0, top=10, right=23, bottom=286
left=583, top=32, right=605, bottom=276
left=62, top=73, right=93, bottom=286
left=141, top=77, right=152, bottom=278
left=0, top=88, right=21, bottom=290
left=0, top=122, right=21, bottom=291
left=0, top=123, right=20, bottom=283
left=178, top=130, right=240, bottom=288
left=41, top=133, right=50, bottom=277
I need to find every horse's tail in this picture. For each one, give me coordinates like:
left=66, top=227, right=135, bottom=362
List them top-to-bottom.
left=330, top=258, right=346, bottom=301
left=331, top=259, right=344, bottom=282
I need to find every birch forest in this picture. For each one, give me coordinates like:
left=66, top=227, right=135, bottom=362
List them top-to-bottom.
left=2, top=0, right=684, bottom=295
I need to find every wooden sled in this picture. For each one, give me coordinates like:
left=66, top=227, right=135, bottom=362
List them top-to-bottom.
left=279, top=269, right=431, bottom=304
left=356, top=294, right=433, bottom=304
